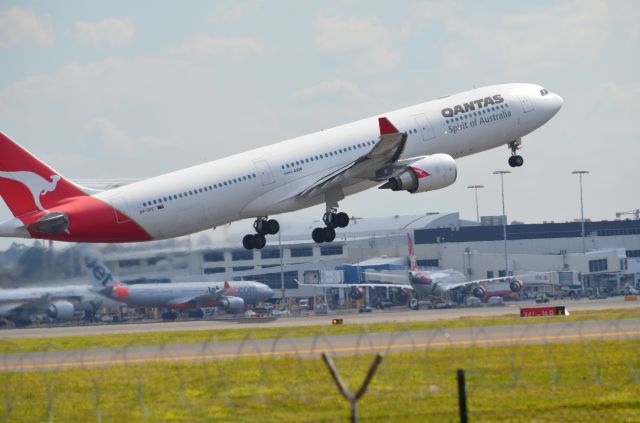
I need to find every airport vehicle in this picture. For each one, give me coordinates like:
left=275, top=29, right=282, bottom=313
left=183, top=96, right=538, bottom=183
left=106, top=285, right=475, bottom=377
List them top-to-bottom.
left=0, top=84, right=562, bottom=249
left=85, top=255, right=273, bottom=319
left=0, top=284, right=120, bottom=327
left=535, top=294, right=550, bottom=303
left=487, top=296, right=505, bottom=307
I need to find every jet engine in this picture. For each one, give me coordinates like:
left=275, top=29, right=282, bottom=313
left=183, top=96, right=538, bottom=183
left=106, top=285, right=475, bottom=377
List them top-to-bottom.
left=379, top=154, right=457, bottom=193
left=510, top=279, right=524, bottom=293
left=472, top=286, right=487, bottom=299
left=349, top=287, right=365, bottom=300
left=394, top=289, right=409, bottom=303
left=220, top=296, right=245, bottom=314
left=46, top=300, right=75, bottom=320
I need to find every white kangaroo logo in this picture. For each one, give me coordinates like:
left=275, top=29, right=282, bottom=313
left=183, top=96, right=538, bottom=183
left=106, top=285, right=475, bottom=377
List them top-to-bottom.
left=0, top=171, right=61, bottom=211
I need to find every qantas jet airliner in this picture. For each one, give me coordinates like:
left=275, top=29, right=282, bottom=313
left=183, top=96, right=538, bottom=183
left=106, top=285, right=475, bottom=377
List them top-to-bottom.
left=0, top=83, right=562, bottom=249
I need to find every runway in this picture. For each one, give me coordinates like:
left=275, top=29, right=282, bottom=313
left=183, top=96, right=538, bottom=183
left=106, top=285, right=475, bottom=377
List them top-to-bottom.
left=1, top=296, right=637, bottom=339
left=1, top=318, right=638, bottom=372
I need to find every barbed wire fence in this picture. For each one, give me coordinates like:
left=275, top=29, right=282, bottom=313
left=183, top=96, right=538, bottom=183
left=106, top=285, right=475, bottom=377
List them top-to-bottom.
left=0, top=317, right=639, bottom=422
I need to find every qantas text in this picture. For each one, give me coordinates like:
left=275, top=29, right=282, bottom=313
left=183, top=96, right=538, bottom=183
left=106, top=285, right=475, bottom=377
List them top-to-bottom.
left=441, top=94, right=504, bottom=118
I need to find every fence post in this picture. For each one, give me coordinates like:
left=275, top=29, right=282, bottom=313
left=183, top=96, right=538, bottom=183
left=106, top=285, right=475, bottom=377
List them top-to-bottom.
left=321, top=352, right=383, bottom=423
left=457, top=368, right=468, bottom=423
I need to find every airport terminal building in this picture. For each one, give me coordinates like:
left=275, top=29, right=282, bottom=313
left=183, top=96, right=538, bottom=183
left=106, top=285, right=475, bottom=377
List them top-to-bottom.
left=100, top=212, right=640, bottom=298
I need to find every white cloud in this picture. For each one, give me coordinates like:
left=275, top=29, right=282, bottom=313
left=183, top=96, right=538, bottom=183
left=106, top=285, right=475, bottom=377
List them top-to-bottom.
left=439, top=0, right=615, bottom=70
left=209, top=1, right=263, bottom=24
left=0, top=7, right=53, bottom=48
left=314, top=16, right=400, bottom=71
left=74, top=18, right=135, bottom=48
left=171, top=35, right=267, bottom=63
left=293, top=80, right=366, bottom=100
left=85, top=118, right=178, bottom=158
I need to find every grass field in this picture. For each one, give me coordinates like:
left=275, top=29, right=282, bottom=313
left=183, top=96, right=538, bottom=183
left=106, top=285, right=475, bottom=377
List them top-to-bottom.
left=1, top=307, right=639, bottom=354
left=1, top=338, right=638, bottom=422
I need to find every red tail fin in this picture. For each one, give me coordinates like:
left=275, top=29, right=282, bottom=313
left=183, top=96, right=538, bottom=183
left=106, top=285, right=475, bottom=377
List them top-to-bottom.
left=0, top=132, right=85, bottom=218
left=407, top=233, right=417, bottom=271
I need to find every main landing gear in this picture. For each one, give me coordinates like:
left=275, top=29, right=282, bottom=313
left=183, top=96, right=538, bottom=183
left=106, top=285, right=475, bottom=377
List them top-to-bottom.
left=508, top=139, right=524, bottom=168
left=311, top=209, right=349, bottom=243
left=243, top=217, right=280, bottom=250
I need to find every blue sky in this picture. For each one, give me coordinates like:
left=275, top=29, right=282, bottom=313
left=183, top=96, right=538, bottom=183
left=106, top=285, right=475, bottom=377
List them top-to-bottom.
left=1, top=1, right=639, bottom=248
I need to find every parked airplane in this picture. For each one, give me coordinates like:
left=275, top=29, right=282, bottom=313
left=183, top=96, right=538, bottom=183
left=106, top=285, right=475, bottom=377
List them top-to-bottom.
left=0, top=83, right=562, bottom=249
left=298, top=233, right=524, bottom=307
left=404, top=234, right=524, bottom=307
left=84, top=255, right=273, bottom=319
left=0, top=284, right=119, bottom=327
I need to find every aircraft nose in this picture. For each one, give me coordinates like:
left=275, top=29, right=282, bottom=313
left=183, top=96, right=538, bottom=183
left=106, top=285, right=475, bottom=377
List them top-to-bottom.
left=553, top=93, right=564, bottom=111
left=261, top=286, right=274, bottom=300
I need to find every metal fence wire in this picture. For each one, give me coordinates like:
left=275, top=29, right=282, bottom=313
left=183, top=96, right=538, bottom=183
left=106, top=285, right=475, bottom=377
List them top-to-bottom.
left=0, top=317, right=639, bottom=422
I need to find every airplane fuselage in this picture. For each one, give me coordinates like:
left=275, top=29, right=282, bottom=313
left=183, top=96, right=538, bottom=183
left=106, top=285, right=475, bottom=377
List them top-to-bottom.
left=0, top=83, right=563, bottom=244
left=104, top=281, right=273, bottom=309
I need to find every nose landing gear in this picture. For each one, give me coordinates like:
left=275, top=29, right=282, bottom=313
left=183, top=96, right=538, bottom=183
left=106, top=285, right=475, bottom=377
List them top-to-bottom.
left=508, top=139, right=524, bottom=167
left=312, top=209, right=349, bottom=243
left=242, top=217, right=280, bottom=250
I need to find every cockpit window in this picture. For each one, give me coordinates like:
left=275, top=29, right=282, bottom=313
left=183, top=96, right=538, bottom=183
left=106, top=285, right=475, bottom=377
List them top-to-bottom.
left=540, top=88, right=549, bottom=96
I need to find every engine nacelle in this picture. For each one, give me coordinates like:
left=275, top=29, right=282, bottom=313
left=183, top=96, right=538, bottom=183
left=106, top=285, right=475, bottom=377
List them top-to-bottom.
left=380, top=154, right=457, bottom=193
left=510, top=279, right=524, bottom=293
left=472, top=286, right=487, bottom=299
left=349, top=287, right=365, bottom=300
left=220, top=296, right=245, bottom=314
left=47, top=300, right=75, bottom=320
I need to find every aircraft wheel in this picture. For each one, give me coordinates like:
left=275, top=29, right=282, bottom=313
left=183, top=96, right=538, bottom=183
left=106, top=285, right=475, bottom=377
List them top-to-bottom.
left=514, top=155, right=524, bottom=167
left=508, top=156, right=517, bottom=167
left=334, top=212, right=349, bottom=228
left=266, top=219, right=280, bottom=235
left=323, top=226, right=336, bottom=242
left=312, top=227, right=325, bottom=243
left=242, top=234, right=255, bottom=250
left=253, top=234, right=266, bottom=249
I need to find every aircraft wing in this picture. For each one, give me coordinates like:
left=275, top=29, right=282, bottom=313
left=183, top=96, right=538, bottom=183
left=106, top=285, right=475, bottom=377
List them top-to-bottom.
left=295, top=117, right=408, bottom=199
left=73, top=178, right=144, bottom=193
left=434, top=275, right=522, bottom=293
left=296, top=281, right=412, bottom=290
left=166, top=287, right=226, bottom=307
left=0, top=302, right=27, bottom=316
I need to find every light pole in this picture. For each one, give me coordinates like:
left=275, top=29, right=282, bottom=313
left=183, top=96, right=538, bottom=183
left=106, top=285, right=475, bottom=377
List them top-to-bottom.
left=572, top=170, right=589, bottom=255
left=493, top=171, right=511, bottom=275
left=467, top=185, right=485, bottom=222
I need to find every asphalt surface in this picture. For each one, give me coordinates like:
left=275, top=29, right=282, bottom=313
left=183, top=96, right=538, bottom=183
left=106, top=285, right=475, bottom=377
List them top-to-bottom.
left=1, top=296, right=637, bottom=339
left=1, top=317, right=639, bottom=372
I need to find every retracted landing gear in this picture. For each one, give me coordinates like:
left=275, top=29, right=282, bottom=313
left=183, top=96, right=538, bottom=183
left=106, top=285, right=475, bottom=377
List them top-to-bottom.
left=507, top=139, right=524, bottom=168
left=311, top=209, right=349, bottom=243
left=242, top=217, right=280, bottom=250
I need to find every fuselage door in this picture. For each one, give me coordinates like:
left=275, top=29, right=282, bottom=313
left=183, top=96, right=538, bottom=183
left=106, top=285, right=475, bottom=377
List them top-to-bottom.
left=519, top=94, right=534, bottom=113
left=414, top=114, right=436, bottom=141
left=253, top=159, right=275, bottom=186
left=110, top=196, right=132, bottom=224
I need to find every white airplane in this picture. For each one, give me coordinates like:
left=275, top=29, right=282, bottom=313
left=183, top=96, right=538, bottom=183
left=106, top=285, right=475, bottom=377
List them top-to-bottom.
left=0, top=83, right=562, bottom=249
left=298, top=233, right=525, bottom=307
left=403, top=233, right=524, bottom=307
left=84, top=254, right=273, bottom=320
left=0, top=284, right=120, bottom=327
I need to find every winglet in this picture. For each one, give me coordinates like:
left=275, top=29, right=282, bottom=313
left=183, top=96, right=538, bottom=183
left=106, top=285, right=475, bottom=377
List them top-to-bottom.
left=378, top=117, right=400, bottom=135
left=224, top=281, right=231, bottom=290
